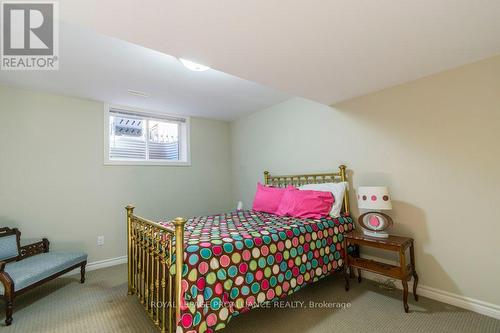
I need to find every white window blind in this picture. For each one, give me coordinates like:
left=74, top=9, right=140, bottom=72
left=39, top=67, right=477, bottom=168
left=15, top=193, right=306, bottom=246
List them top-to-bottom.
left=106, top=106, right=190, bottom=165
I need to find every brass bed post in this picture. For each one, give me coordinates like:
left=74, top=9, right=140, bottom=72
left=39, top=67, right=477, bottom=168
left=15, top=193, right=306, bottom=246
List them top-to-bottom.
left=339, top=165, right=350, bottom=215
left=264, top=171, right=270, bottom=185
left=126, top=205, right=135, bottom=295
left=173, top=217, right=187, bottom=326
left=145, top=229, right=149, bottom=312
left=148, top=229, right=154, bottom=318
left=154, top=233, right=160, bottom=326
left=168, top=240, right=173, bottom=333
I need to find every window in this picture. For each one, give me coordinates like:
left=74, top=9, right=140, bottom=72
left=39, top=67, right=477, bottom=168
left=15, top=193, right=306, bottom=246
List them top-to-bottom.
left=104, top=105, right=190, bottom=165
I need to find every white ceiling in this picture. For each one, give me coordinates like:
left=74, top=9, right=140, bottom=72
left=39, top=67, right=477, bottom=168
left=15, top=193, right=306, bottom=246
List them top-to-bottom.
left=60, top=0, right=500, bottom=105
left=0, top=24, right=290, bottom=120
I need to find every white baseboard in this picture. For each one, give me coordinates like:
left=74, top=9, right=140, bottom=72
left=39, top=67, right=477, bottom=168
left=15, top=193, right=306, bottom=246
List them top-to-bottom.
left=63, top=255, right=127, bottom=277
left=86, top=255, right=128, bottom=271
left=357, top=267, right=500, bottom=320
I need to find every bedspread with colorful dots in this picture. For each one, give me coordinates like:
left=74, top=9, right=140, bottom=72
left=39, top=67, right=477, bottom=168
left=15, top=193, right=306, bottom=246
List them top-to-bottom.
left=161, top=210, right=354, bottom=333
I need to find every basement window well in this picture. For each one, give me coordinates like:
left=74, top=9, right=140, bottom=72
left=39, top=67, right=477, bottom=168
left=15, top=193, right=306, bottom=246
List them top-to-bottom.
left=104, top=105, right=190, bottom=166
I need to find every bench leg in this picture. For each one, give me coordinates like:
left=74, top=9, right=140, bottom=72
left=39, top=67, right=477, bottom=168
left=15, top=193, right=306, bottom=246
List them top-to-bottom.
left=80, top=262, right=86, bottom=284
left=1, top=270, right=15, bottom=326
left=5, top=300, right=13, bottom=326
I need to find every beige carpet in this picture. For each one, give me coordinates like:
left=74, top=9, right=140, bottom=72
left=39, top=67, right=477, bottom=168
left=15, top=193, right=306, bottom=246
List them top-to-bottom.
left=1, top=264, right=498, bottom=333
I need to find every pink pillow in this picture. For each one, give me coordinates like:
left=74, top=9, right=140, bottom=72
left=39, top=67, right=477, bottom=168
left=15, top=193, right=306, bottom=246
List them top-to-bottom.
left=252, top=183, right=294, bottom=214
left=276, top=188, right=334, bottom=219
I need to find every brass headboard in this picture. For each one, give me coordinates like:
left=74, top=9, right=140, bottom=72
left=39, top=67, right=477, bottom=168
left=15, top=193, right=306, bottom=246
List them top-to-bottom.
left=263, top=165, right=350, bottom=215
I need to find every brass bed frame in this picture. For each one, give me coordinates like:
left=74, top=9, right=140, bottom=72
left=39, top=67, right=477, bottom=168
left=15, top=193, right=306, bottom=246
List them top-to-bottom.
left=126, top=165, right=349, bottom=332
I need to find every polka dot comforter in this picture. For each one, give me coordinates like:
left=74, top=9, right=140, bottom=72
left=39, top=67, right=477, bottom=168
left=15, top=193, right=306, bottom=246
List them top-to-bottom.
left=161, top=209, right=354, bottom=333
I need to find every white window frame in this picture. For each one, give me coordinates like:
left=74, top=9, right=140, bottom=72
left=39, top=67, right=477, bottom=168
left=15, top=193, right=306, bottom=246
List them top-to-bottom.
left=104, top=104, right=191, bottom=166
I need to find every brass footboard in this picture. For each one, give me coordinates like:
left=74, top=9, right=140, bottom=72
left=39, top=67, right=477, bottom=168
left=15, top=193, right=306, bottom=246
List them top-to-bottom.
left=126, top=205, right=186, bottom=333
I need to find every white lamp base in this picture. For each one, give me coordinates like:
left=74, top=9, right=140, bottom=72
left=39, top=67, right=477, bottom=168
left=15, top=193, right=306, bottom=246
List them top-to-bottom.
left=362, top=229, right=389, bottom=238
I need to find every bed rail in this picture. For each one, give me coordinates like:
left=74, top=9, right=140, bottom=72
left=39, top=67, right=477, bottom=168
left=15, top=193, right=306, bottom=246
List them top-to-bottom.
left=126, top=205, right=185, bottom=333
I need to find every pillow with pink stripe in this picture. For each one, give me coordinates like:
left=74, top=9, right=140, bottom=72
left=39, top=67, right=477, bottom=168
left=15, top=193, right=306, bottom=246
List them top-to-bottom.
left=252, top=183, right=295, bottom=214
left=276, top=187, right=334, bottom=219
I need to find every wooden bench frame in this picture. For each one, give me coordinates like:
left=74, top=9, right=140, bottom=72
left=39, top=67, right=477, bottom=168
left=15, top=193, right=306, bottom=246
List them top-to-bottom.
left=0, top=227, right=87, bottom=326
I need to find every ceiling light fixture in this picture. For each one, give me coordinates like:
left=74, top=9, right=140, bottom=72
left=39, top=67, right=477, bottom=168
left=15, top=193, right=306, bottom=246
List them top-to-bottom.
left=179, top=58, right=210, bottom=72
left=127, top=89, right=150, bottom=98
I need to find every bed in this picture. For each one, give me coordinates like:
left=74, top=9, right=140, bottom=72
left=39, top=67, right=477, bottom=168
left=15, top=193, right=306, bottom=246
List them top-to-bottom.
left=126, top=165, right=354, bottom=333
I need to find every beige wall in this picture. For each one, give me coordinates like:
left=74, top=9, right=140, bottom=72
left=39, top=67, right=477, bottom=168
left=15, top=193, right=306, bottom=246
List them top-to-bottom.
left=2, top=55, right=499, bottom=307
left=230, top=56, right=500, bottom=305
left=0, top=86, right=233, bottom=263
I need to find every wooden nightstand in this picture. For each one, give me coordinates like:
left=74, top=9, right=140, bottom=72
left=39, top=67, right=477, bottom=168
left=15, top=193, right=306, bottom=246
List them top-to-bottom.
left=343, top=231, right=419, bottom=312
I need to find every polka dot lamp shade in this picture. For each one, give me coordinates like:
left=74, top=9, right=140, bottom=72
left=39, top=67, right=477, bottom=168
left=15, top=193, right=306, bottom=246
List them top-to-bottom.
left=357, top=186, right=392, bottom=210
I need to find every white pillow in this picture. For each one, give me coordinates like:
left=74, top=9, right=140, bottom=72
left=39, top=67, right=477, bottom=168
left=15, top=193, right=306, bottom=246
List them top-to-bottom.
left=298, top=182, right=347, bottom=218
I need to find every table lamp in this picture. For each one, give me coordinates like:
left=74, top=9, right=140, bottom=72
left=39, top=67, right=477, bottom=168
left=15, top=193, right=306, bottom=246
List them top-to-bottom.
left=357, top=186, right=393, bottom=238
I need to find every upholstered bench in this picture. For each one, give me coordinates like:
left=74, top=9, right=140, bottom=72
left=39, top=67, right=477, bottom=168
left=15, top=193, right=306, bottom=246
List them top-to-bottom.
left=0, top=227, right=87, bottom=326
